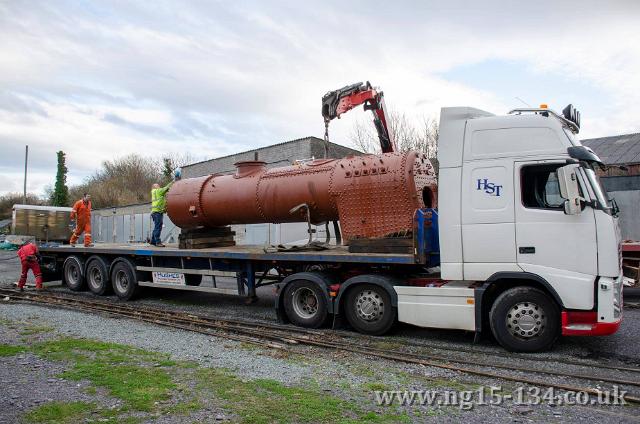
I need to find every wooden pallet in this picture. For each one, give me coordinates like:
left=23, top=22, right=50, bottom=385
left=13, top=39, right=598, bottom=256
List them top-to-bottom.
left=179, top=226, right=236, bottom=249
left=348, top=237, right=413, bottom=254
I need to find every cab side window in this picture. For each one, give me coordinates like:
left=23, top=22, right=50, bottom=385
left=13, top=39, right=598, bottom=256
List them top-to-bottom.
left=521, top=165, right=565, bottom=210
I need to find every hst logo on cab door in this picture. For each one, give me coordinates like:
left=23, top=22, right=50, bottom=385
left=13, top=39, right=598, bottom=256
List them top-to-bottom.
left=476, top=178, right=503, bottom=196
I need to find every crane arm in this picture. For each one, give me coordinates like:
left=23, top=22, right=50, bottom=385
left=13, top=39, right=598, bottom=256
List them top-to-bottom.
left=321, top=81, right=396, bottom=153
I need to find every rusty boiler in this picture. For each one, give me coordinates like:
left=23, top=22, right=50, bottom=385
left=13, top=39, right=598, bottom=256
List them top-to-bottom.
left=166, top=151, right=437, bottom=242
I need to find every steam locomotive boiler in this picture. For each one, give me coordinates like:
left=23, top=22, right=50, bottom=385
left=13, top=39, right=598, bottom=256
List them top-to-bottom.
left=165, top=150, right=437, bottom=243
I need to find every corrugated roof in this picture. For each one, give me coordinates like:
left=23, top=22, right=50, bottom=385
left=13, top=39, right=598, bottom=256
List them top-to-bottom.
left=582, top=133, right=640, bottom=165
left=183, top=136, right=359, bottom=169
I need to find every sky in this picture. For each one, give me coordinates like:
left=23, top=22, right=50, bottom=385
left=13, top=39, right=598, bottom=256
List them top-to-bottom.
left=1, top=0, right=639, bottom=196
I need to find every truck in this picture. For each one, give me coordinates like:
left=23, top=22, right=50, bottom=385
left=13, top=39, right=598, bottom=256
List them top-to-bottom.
left=35, top=84, right=623, bottom=352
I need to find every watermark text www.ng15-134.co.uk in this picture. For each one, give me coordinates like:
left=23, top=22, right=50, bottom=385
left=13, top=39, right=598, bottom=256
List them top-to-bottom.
left=374, top=386, right=628, bottom=410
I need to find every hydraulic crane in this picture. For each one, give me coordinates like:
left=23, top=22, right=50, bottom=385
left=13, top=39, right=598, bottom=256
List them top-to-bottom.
left=321, top=81, right=396, bottom=154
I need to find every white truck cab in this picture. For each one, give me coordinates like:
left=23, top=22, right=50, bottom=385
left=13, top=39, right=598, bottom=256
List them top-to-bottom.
left=397, top=105, right=623, bottom=352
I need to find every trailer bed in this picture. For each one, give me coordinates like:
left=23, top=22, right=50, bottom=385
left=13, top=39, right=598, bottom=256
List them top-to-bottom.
left=39, top=243, right=417, bottom=265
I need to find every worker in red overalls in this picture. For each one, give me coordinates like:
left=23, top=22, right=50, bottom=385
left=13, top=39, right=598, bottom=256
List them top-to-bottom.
left=70, top=193, right=93, bottom=247
left=17, top=241, right=43, bottom=291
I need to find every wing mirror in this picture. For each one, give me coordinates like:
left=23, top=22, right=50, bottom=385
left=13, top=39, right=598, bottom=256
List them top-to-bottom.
left=557, top=164, right=582, bottom=215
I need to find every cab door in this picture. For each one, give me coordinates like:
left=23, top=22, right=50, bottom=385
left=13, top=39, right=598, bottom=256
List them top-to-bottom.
left=514, top=161, right=597, bottom=309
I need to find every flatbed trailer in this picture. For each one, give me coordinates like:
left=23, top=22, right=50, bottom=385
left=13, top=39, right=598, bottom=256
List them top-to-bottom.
left=38, top=241, right=423, bottom=299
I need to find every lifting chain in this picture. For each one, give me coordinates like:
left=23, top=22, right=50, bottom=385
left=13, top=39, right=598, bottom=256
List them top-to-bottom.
left=323, top=119, right=330, bottom=158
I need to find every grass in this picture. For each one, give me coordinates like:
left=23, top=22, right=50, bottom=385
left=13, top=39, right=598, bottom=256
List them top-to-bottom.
left=0, top=315, right=414, bottom=424
left=19, top=324, right=54, bottom=336
left=12, top=336, right=408, bottom=422
left=30, top=338, right=176, bottom=412
left=0, top=343, right=26, bottom=356
left=62, top=361, right=175, bottom=411
left=195, top=367, right=407, bottom=423
left=363, top=382, right=388, bottom=392
left=162, top=400, right=203, bottom=415
left=24, top=401, right=96, bottom=423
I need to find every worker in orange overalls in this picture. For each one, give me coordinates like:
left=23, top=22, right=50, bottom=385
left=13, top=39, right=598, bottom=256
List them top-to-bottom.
left=69, top=193, right=93, bottom=247
left=17, top=241, right=43, bottom=291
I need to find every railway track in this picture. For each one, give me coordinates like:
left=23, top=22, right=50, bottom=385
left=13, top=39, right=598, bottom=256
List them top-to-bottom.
left=1, top=287, right=639, bottom=405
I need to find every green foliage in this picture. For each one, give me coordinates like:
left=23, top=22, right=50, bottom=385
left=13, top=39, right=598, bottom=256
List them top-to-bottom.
left=50, top=151, right=69, bottom=206
left=162, top=157, right=174, bottom=184
left=19, top=324, right=53, bottom=336
left=31, top=338, right=176, bottom=411
left=0, top=343, right=26, bottom=356
left=62, top=362, right=174, bottom=411
left=195, top=368, right=403, bottom=423
left=24, top=401, right=96, bottom=423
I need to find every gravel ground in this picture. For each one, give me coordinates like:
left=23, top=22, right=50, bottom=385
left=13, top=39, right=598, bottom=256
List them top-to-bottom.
left=2, top=253, right=640, bottom=422
left=2, top=301, right=640, bottom=422
left=0, top=351, right=108, bottom=424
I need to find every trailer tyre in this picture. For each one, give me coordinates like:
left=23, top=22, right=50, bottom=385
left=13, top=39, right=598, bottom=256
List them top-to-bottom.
left=63, top=256, right=86, bottom=291
left=86, top=256, right=111, bottom=296
left=111, top=261, right=140, bottom=301
left=283, top=280, right=328, bottom=328
left=344, top=284, right=396, bottom=336
left=489, top=287, right=559, bottom=353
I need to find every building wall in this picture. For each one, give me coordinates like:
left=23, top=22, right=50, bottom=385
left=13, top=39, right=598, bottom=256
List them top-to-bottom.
left=182, top=136, right=361, bottom=178
left=601, top=175, right=640, bottom=241
left=91, top=203, right=181, bottom=244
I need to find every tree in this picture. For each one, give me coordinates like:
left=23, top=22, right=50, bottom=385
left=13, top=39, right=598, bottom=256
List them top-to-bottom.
left=349, top=109, right=439, bottom=174
left=50, top=151, right=69, bottom=206
left=160, top=152, right=198, bottom=184
left=69, top=154, right=164, bottom=208
left=0, top=192, right=45, bottom=219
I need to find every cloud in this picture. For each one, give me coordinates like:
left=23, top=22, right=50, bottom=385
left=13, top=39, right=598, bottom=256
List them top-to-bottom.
left=0, top=1, right=639, bottom=196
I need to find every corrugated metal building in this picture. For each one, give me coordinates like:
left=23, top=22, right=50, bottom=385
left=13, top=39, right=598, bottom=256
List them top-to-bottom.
left=583, top=133, right=640, bottom=241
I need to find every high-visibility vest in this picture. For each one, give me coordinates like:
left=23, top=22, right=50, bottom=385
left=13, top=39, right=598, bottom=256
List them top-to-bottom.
left=151, top=182, right=173, bottom=213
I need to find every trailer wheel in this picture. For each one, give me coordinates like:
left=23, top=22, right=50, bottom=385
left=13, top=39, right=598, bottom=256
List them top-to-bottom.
left=63, top=256, right=86, bottom=291
left=86, top=256, right=111, bottom=296
left=111, top=260, right=140, bottom=301
left=185, top=274, right=202, bottom=286
left=283, top=280, right=328, bottom=328
left=344, top=284, right=395, bottom=336
left=489, top=286, right=559, bottom=352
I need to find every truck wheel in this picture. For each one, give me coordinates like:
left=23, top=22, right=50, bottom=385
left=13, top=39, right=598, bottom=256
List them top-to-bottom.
left=63, top=256, right=86, bottom=291
left=86, top=256, right=111, bottom=296
left=111, top=260, right=140, bottom=301
left=185, top=274, right=202, bottom=286
left=283, top=280, right=328, bottom=328
left=344, top=284, right=396, bottom=336
left=489, top=287, right=560, bottom=352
